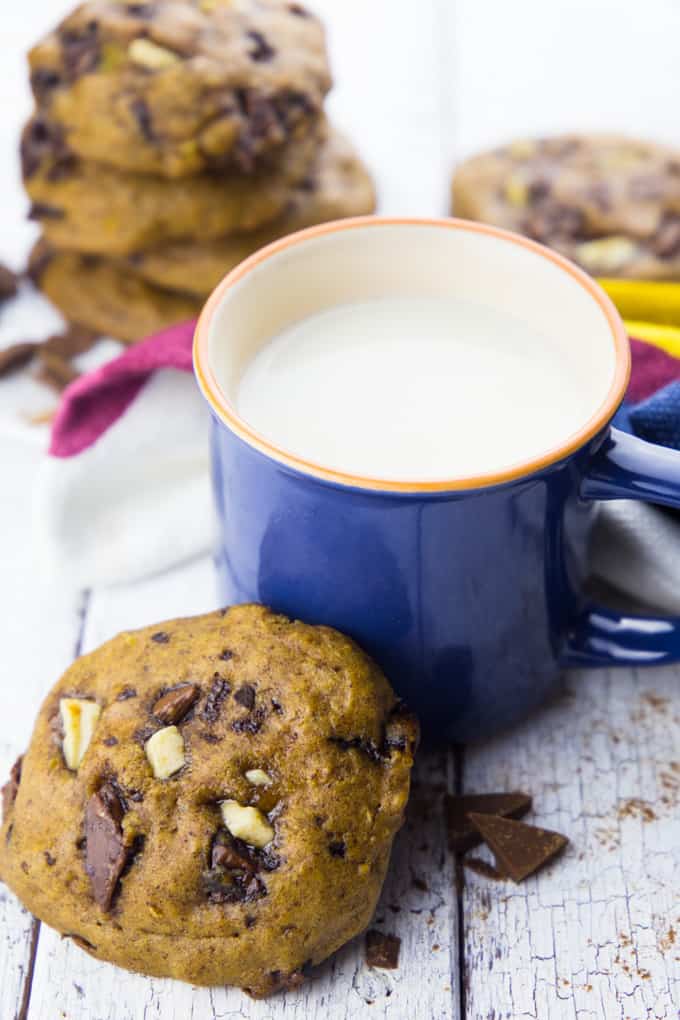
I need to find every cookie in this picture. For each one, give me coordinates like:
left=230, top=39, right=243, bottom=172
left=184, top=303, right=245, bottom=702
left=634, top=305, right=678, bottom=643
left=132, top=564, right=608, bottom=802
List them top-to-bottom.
left=29, top=0, right=331, bottom=178
left=22, top=114, right=322, bottom=255
left=129, top=128, right=377, bottom=294
left=452, top=135, right=680, bottom=278
left=30, top=240, right=202, bottom=342
left=0, top=605, right=417, bottom=996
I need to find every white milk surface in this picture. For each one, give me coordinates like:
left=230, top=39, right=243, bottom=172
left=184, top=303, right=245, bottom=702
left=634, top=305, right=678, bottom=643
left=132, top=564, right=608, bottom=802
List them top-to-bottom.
left=236, top=296, right=594, bottom=481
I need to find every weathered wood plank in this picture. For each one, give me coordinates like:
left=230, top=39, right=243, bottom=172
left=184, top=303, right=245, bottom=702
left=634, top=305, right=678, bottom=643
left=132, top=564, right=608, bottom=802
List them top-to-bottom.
left=26, top=556, right=459, bottom=1018
left=461, top=667, right=680, bottom=1019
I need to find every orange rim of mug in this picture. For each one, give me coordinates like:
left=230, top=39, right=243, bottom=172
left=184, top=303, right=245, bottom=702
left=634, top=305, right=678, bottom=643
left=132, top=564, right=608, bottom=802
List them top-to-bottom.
left=193, top=216, right=630, bottom=494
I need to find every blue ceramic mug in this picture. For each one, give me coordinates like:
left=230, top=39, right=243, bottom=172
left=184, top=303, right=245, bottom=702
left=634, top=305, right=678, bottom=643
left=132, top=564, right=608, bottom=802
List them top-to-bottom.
left=194, top=217, right=680, bottom=742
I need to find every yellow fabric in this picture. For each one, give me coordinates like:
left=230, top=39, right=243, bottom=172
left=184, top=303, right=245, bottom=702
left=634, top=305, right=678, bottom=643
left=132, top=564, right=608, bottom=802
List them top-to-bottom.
left=597, top=278, right=680, bottom=358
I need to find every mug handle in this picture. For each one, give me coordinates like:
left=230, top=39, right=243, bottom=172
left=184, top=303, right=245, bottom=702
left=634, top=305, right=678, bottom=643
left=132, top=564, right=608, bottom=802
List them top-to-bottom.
left=561, top=427, right=680, bottom=667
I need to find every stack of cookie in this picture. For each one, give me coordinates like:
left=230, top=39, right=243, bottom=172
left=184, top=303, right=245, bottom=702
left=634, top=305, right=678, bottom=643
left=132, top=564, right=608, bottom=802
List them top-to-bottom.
left=23, top=0, right=376, bottom=343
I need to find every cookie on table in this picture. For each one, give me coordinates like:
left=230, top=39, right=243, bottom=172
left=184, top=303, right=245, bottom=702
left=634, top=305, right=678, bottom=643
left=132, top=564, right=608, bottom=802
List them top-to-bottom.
left=29, top=0, right=331, bottom=178
left=22, top=114, right=322, bottom=256
left=129, top=128, right=377, bottom=295
left=452, top=134, right=680, bottom=278
left=29, top=240, right=202, bottom=343
left=0, top=605, right=418, bottom=996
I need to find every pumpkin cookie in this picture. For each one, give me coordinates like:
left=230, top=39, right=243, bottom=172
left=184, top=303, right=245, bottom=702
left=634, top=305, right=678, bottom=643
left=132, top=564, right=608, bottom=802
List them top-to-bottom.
left=29, top=0, right=331, bottom=177
left=452, top=135, right=680, bottom=278
left=0, top=605, right=418, bottom=996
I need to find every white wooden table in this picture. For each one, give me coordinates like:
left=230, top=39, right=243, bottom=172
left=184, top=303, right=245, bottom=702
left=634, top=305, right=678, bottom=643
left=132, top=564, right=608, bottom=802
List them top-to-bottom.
left=2, top=2, right=680, bottom=1017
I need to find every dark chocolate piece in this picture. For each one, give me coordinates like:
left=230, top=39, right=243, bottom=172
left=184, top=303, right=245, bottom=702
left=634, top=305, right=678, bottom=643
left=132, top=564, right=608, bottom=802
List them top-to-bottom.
left=60, top=21, right=101, bottom=80
left=247, top=30, right=275, bottom=62
left=30, top=68, right=62, bottom=101
left=0, top=343, right=38, bottom=379
left=150, top=631, right=170, bottom=644
left=202, top=674, right=231, bottom=722
left=152, top=684, right=199, bottom=725
left=234, top=684, right=256, bottom=709
left=1, top=756, right=23, bottom=820
left=84, top=783, right=128, bottom=910
left=445, top=791, right=532, bottom=854
left=467, top=813, right=568, bottom=883
left=365, top=930, right=401, bottom=969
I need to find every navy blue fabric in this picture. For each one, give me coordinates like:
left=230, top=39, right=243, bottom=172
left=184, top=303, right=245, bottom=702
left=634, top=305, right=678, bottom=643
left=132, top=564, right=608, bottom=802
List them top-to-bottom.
left=629, top=381, right=680, bottom=451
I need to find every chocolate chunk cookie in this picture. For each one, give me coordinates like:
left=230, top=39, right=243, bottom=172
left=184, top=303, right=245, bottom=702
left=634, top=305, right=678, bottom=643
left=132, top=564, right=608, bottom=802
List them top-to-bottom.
left=28, top=0, right=331, bottom=177
left=22, top=114, right=322, bottom=255
left=128, top=128, right=377, bottom=295
left=452, top=135, right=680, bottom=278
left=30, top=240, right=202, bottom=342
left=0, top=605, right=417, bottom=996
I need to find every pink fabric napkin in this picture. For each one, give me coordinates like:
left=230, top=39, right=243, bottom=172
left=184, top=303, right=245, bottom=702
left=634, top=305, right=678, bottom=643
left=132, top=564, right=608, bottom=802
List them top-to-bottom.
left=50, top=320, right=196, bottom=458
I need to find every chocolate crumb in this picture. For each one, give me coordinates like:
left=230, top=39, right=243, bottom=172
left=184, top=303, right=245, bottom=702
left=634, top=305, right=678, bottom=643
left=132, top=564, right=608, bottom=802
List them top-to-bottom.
left=288, top=3, right=309, bottom=14
left=30, top=68, right=62, bottom=101
left=130, top=98, right=154, bottom=141
left=28, top=202, right=65, bottom=221
left=0, top=343, right=38, bottom=379
left=150, top=631, right=170, bottom=644
left=218, top=649, right=234, bottom=661
left=202, top=674, right=231, bottom=722
left=152, top=683, right=199, bottom=725
left=234, top=684, right=256, bottom=709
left=116, top=687, right=137, bottom=701
left=232, top=706, right=266, bottom=734
left=198, top=731, right=222, bottom=744
left=102, top=736, right=118, bottom=747
left=328, top=840, right=346, bottom=858
left=44, top=850, right=56, bottom=866
left=244, top=914, right=257, bottom=928
left=365, top=930, right=401, bottom=970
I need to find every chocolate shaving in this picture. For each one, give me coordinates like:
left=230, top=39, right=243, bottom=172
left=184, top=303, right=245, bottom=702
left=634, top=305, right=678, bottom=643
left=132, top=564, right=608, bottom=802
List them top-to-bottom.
left=0, top=343, right=38, bottom=379
left=202, top=674, right=231, bottom=722
left=152, top=683, right=199, bottom=725
left=1, top=756, right=23, bottom=820
left=84, top=783, right=128, bottom=910
left=446, top=791, right=532, bottom=854
left=467, top=813, right=568, bottom=883
left=365, top=930, right=401, bottom=969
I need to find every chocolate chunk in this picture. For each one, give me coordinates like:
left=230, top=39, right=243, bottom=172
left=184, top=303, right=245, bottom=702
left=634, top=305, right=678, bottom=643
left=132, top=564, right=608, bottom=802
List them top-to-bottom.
left=60, top=21, right=100, bottom=80
left=247, top=30, right=276, bottom=62
left=30, top=68, right=62, bottom=101
left=130, top=98, right=154, bottom=142
left=20, top=117, right=58, bottom=179
left=28, top=202, right=65, bottom=221
left=524, top=202, right=584, bottom=243
left=653, top=215, right=680, bottom=258
left=0, top=263, right=19, bottom=301
left=43, top=325, right=99, bottom=359
left=0, top=343, right=38, bottom=379
left=35, top=351, right=79, bottom=392
left=150, top=631, right=170, bottom=644
left=218, top=649, right=234, bottom=661
left=202, top=674, right=231, bottom=722
left=152, top=683, right=199, bottom=725
left=234, top=684, right=256, bottom=709
left=116, top=687, right=137, bottom=701
left=271, top=698, right=283, bottom=715
left=384, top=702, right=419, bottom=755
left=198, top=731, right=222, bottom=744
left=102, top=736, right=118, bottom=747
left=1, top=756, right=23, bottom=820
left=84, top=784, right=128, bottom=910
left=445, top=791, right=532, bottom=854
left=467, top=813, right=568, bottom=883
left=212, top=831, right=257, bottom=872
left=328, top=840, right=346, bottom=858
left=44, top=850, right=56, bottom=866
left=203, top=866, right=266, bottom=904
left=365, top=930, right=401, bottom=970
left=267, top=968, right=307, bottom=994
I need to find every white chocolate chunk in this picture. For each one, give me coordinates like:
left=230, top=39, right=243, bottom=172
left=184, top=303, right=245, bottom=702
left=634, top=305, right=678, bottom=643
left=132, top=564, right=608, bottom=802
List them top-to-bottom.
left=128, top=38, right=180, bottom=70
left=575, top=236, right=637, bottom=274
left=60, top=698, right=101, bottom=771
left=145, top=726, right=185, bottom=779
left=245, top=768, right=271, bottom=787
left=221, top=800, right=274, bottom=849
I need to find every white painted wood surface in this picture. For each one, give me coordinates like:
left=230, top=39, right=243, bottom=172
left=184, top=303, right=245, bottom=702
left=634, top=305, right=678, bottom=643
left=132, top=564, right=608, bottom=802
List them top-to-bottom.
left=2, top=0, right=680, bottom=1017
